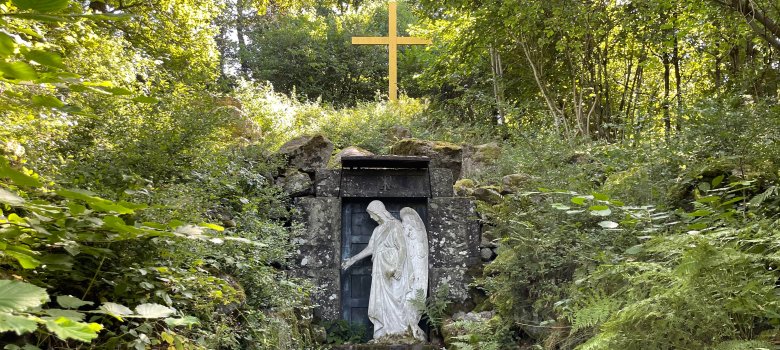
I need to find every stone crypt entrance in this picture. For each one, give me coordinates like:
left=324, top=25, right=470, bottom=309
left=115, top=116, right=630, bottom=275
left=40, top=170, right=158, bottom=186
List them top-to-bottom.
left=293, top=154, right=481, bottom=340
left=340, top=198, right=427, bottom=333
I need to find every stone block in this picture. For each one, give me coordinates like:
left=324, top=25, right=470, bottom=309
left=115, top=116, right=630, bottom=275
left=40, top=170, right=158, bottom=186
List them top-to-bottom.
left=430, top=168, right=454, bottom=197
left=315, top=169, right=341, bottom=197
left=341, top=169, right=430, bottom=198
left=293, top=197, right=341, bottom=269
left=428, top=198, right=480, bottom=268
left=430, top=267, right=473, bottom=304
left=290, top=268, right=340, bottom=321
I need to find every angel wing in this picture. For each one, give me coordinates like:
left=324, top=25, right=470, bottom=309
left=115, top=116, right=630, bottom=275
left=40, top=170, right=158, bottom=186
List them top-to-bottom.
left=400, top=207, right=428, bottom=300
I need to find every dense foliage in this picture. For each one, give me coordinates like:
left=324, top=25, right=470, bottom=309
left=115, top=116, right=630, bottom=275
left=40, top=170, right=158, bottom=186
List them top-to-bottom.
left=1, top=0, right=779, bottom=349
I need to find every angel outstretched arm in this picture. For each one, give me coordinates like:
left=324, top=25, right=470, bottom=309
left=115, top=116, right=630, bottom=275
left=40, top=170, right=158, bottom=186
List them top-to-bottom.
left=342, top=233, right=375, bottom=270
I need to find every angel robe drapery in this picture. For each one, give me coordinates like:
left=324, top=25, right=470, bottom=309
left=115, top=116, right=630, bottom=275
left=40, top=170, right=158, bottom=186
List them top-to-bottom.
left=367, top=219, right=408, bottom=338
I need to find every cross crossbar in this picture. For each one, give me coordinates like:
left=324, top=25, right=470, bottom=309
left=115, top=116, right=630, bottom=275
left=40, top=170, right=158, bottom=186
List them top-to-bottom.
left=351, top=1, right=431, bottom=101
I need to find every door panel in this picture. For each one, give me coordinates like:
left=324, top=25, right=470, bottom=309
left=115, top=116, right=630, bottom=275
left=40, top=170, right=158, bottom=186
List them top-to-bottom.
left=341, top=198, right=427, bottom=338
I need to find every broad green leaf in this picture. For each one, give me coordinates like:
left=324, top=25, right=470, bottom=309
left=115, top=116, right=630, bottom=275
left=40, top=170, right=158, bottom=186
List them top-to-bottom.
left=11, top=0, right=69, bottom=12
left=1, top=13, right=66, bottom=22
left=0, top=32, right=15, bottom=57
left=23, top=50, right=64, bottom=68
left=0, top=61, right=37, bottom=81
left=31, top=95, right=64, bottom=108
left=132, top=96, right=159, bottom=104
left=0, top=158, right=42, bottom=187
left=711, top=175, right=724, bottom=188
left=0, top=188, right=25, bottom=206
left=56, top=189, right=133, bottom=214
left=592, top=192, right=609, bottom=201
left=696, top=195, right=720, bottom=203
left=570, top=196, right=586, bottom=205
left=588, top=205, right=611, bottom=216
left=687, top=209, right=712, bottom=217
left=598, top=221, right=619, bottom=229
left=198, top=222, right=224, bottom=232
left=625, top=245, right=644, bottom=255
left=4, top=251, right=41, bottom=269
left=0, top=280, right=49, bottom=312
left=56, top=295, right=93, bottom=309
left=98, top=302, right=132, bottom=321
left=134, top=303, right=174, bottom=318
left=44, top=308, right=85, bottom=321
left=0, top=313, right=38, bottom=335
left=164, top=316, right=199, bottom=327
left=44, top=317, right=102, bottom=342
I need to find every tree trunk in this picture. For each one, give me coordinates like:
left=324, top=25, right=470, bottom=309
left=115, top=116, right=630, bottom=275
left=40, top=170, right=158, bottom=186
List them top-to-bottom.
left=236, top=0, right=249, bottom=73
left=673, top=31, right=683, bottom=132
left=663, top=52, right=672, bottom=141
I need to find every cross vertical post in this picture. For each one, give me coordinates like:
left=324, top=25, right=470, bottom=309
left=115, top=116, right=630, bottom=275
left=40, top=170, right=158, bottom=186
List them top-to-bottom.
left=352, top=1, right=431, bottom=101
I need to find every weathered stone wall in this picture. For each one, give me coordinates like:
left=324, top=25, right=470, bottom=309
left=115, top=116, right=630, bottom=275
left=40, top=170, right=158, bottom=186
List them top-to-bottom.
left=293, top=164, right=480, bottom=322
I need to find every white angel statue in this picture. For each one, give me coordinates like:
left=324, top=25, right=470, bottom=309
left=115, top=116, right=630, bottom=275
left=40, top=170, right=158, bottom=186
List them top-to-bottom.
left=342, top=200, right=429, bottom=341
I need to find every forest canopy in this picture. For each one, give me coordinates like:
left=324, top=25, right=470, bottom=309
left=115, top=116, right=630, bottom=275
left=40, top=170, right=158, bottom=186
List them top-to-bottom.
left=0, top=0, right=779, bottom=349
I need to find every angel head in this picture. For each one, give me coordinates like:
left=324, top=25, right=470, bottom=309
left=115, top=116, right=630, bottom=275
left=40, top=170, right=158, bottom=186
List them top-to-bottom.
left=367, top=200, right=395, bottom=224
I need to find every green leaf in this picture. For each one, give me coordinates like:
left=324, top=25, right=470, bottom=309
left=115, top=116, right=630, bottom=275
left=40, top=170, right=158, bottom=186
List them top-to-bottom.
left=11, top=0, right=69, bottom=12
left=1, top=13, right=67, bottom=22
left=0, top=32, right=15, bottom=58
left=23, top=50, right=64, bottom=68
left=0, top=61, right=37, bottom=80
left=31, top=95, right=64, bottom=108
left=131, top=96, right=159, bottom=104
left=0, top=157, right=42, bottom=187
left=711, top=175, right=724, bottom=188
left=0, top=188, right=25, bottom=206
left=56, top=189, right=133, bottom=214
left=592, top=192, right=609, bottom=201
left=571, top=196, right=587, bottom=205
left=551, top=203, right=570, bottom=210
left=588, top=205, right=611, bottom=216
left=687, top=209, right=712, bottom=217
left=598, top=221, right=619, bottom=229
left=198, top=222, right=224, bottom=232
left=625, top=245, right=644, bottom=255
left=4, top=251, right=41, bottom=269
left=0, top=280, right=49, bottom=312
left=56, top=295, right=93, bottom=309
left=98, top=302, right=132, bottom=321
left=134, top=303, right=174, bottom=318
left=44, top=308, right=85, bottom=321
left=0, top=313, right=38, bottom=335
left=164, top=316, right=199, bottom=327
left=44, top=317, right=102, bottom=342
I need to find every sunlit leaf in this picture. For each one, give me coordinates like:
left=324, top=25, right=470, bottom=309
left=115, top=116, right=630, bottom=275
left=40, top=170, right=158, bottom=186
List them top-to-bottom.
left=12, top=0, right=69, bottom=12
left=0, top=32, right=15, bottom=57
left=23, top=50, right=64, bottom=68
left=0, top=61, right=37, bottom=81
left=31, top=95, right=64, bottom=108
left=0, top=188, right=25, bottom=206
left=598, top=221, right=619, bottom=229
left=0, top=280, right=49, bottom=312
left=98, top=302, right=132, bottom=321
left=135, top=303, right=174, bottom=318
left=0, top=313, right=38, bottom=335
left=164, top=316, right=199, bottom=327
left=44, top=317, right=102, bottom=342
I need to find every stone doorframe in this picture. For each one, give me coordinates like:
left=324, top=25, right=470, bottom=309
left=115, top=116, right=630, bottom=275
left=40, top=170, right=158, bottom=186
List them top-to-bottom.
left=293, top=163, right=480, bottom=322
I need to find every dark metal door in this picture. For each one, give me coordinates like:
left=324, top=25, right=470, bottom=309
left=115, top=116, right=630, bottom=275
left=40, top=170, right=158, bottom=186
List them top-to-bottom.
left=341, top=199, right=427, bottom=336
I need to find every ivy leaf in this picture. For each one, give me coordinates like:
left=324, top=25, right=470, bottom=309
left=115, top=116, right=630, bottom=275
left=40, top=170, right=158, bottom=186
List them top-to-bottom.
left=11, top=0, right=70, bottom=12
left=0, top=61, right=38, bottom=81
left=0, top=188, right=25, bottom=206
left=0, top=280, right=49, bottom=312
left=56, top=295, right=93, bottom=309
left=135, top=303, right=174, bottom=318
left=0, top=313, right=38, bottom=335
left=44, top=317, right=102, bottom=342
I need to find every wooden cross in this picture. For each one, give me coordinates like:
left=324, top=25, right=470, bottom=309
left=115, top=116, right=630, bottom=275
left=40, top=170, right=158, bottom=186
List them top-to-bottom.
left=352, top=1, right=431, bottom=101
